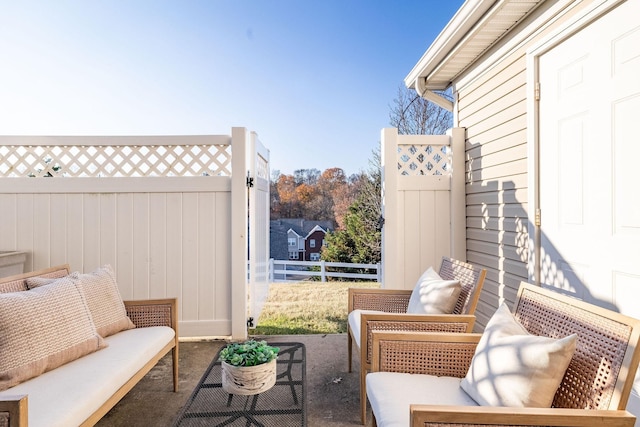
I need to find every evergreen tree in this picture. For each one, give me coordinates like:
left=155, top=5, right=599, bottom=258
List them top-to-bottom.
left=322, top=150, right=381, bottom=271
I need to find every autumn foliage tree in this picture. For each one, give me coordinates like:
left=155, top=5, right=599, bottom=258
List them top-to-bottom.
left=321, top=150, right=382, bottom=267
left=270, top=167, right=356, bottom=227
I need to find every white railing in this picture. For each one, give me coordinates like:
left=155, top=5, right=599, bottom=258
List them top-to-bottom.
left=269, top=259, right=381, bottom=282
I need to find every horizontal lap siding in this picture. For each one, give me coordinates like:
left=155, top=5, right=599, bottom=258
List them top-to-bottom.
left=454, top=1, right=596, bottom=329
left=458, top=49, right=529, bottom=330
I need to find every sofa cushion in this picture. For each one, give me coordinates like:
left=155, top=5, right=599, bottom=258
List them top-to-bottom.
left=28, top=265, right=135, bottom=337
left=407, top=267, right=461, bottom=314
left=0, top=276, right=107, bottom=391
left=460, top=303, right=577, bottom=408
left=0, top=326, right=175, bottom=427
left=367, top=372, right=478, bottom=427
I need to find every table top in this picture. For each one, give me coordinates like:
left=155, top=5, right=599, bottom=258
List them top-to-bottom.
left=173, top=342, right=306, bottom=427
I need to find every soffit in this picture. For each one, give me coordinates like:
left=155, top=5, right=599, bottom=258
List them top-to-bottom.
left=405, top=0, right=545, bottom=91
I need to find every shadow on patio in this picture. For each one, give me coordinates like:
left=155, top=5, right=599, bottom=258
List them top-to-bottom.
left=96, top=334, right=369, bottom=427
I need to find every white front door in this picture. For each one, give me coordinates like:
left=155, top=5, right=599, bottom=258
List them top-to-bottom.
left=538, top=0, right=640, bottom=417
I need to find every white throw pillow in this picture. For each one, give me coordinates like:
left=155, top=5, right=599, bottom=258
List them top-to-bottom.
left=406, top=267, right=461, bottom=314
left=460, top=303, right=577, bottom=408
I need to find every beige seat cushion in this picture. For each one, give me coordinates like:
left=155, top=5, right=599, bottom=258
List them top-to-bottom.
left=28, top=265, right=135, bottom=337
left=406, top=267, right=461, bottom=314
left=0, top=276, right=107, bottom=391
left=460, top=303, right=577, bottom=407
left=348, top=309, right=383, bottom=348
left=0, top=326, right=174, bottom=427
left=367, top=372, right=478, bottom=427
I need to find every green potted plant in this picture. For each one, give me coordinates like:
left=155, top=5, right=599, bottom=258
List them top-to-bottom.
left=219, top=340, right=280, bottom=395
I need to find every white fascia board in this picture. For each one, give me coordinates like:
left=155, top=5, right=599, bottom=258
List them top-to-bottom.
left=404, top=0, right=496, bottom=90
left=304, top=225, right=327, bottom=239
left=287, top=228, right=301, bottom=237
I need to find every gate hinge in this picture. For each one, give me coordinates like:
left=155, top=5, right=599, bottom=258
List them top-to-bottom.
left=535, top=82, right=540, bottom=101
left=246, top=176, right=254, bottom=188
left=535, top=208, right=542, bottom=227
left=247, top=317, right=255, bottom=328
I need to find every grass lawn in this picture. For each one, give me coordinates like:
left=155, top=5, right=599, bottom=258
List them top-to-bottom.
left=249, top=281, right=380, bottom=335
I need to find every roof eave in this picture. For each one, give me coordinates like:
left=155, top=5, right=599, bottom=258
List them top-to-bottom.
left=404, top=0, right=496, bottom=91
left=405, top=0, right=545, bottom=93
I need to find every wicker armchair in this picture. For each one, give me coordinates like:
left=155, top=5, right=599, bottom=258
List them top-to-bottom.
left=347, top=256, right=486, bottom=424
left=367, top=282, right=640, bottom=427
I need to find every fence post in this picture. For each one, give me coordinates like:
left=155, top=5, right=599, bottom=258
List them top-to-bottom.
left=231, top=127, right=249, bottom=340
left=269, top=258, right=274, bottom=282
left=320, top=260, right=326, bottom=282
left=376, top=263, right=382, bottom=283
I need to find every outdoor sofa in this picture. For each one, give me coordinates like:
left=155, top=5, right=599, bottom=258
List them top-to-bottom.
left=0, top=264, right=178, bottom=427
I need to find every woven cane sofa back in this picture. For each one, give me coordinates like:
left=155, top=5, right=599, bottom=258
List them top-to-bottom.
left=442, top=257, right=486, bottom=316
left=0, top=265, right=70, bottom=293
left=514, top=282, right=640, bottom=411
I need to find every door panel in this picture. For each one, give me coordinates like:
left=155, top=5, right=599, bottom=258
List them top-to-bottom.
left=539, top=0, right=640, bottom=315
left=538, top=1, right=640, bottom=419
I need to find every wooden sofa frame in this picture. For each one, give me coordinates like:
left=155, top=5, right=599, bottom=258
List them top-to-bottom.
left=348, top=256, right=486, bottom=424
left=0, top=264, right=179, bottom=427
left=369, top=281, right=640, bottom=427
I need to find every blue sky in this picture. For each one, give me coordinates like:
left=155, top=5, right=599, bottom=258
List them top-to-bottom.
left=0, top=1, right=464, bottom=176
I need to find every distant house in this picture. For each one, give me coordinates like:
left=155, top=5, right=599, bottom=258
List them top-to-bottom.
left=270, top=219, right=333, bottom=261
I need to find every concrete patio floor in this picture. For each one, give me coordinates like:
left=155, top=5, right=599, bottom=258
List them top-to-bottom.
left=96, top=333, right=371, bottom=427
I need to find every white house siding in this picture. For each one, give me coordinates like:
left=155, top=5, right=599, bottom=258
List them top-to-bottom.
left=453, top=0, right=594, bottom=328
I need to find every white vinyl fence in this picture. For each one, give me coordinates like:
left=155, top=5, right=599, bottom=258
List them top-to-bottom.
left=0, top=128, right=269, bottom=339
left=269, top=259, right=381, bottom=282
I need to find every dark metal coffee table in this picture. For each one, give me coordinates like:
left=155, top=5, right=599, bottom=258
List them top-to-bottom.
left=172, top=342, right=306, bottom=426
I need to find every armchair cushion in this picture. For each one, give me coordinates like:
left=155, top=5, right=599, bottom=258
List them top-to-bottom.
left=407, top=267, right=461, bottom=314
left=460, top=303, right=577, bottom=408
left=348, top=309, right=381, bottom=348
left=367, top=372, right=478, bottom=427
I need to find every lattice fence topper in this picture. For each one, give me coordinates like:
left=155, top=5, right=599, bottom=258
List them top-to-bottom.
left=0, top=144, right=232, bottom=178
left=397, top=144, right=451, bottom=176
left=256, top=154, right=269, bottom=180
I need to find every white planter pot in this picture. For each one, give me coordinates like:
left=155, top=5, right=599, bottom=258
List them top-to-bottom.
left=221, top=359, right=277, bottom=395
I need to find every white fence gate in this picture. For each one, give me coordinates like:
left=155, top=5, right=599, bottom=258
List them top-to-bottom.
left=0, top=127, right=267, bottom=339
left=381, top=127, right=466, bottom=289
left=247, top=132, right=270, bottom=327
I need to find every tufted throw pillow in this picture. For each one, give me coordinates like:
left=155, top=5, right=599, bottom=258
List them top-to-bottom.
left=28, top=265, right=135, bottom=337
left=406, top=267, right=461, bottom=314
left=0, top=275, right=107, bottom=391
left=460, top=303, right=577, bottom=408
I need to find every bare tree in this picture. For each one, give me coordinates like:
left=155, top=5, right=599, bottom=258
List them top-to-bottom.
left=389, top=85, right=453, bottom=135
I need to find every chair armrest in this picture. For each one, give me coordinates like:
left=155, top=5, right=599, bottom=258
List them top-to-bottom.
left=348, top=288, right=412, bottom=312
left=124, top=298, right=178, bottom=333
left=360, top=313, right=475, bottom=366
left=371, top=331, right=481, bottom=377
left=0, top=395, right=28, bottom=427
left=410, top=405, right=636, bottom=427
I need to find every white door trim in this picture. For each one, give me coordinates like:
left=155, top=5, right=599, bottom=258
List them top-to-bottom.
left=525, top=0, right=627, bottom=285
